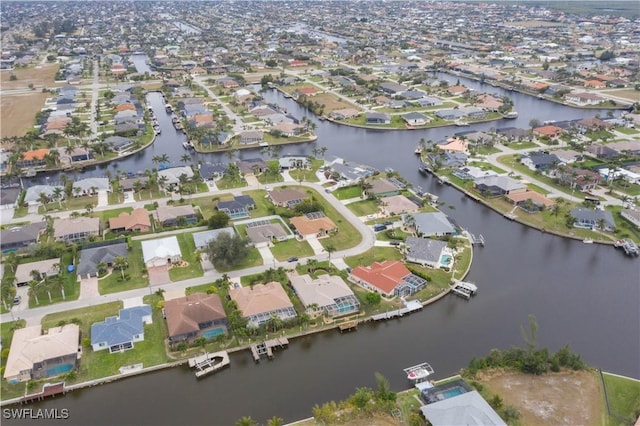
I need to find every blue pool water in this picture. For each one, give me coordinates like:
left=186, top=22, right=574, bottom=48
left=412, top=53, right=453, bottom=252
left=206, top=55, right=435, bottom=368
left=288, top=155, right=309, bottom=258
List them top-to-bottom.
left=440, top=254, right=452, bottom=265
left=203, top=329, right=224, bottom=339
left=46, top=363, right=74, bottom=377
left=442, top=387, right=465, bottom=399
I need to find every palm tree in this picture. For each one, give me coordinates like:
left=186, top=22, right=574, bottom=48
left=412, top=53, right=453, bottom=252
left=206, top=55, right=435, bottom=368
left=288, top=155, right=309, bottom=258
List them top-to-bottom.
left=158, top=153, right=170, bottom=164
left=181, top=154, right=191, bottom=164
left=133, top=180, right=143, bottom=200
left=53, top=186, right=64, bottom=208
left=73, top=186, right=82, bottom=198
left=38, top=192, right=49, bottom=211
left=325, top=244, right=336, bottom=262
left=113, top=256, right=129, bottom=279
left=28, top=279, right=40, bottom=305
left=266, top=416, right=284, bottom=426
left=235, top=417, right=258, bottom=426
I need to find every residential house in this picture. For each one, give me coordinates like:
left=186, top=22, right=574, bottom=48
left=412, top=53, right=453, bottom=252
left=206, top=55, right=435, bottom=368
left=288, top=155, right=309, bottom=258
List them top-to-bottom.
left=379, top=82, right=408, bottom=94
left=565, top=92, right=604, bottom=106
left=435, top=109, right=464, bottom=121
left=365, top=112, right=391, bottom=125
left=402, top=112, right=430, bottom=126
left=533, top=125, right=564, bottom=139
left=239, top=131, right=263, bottom=145
left=104, top=136, right=135, bottom=152
left=437, top=137, right=468, bottom=154
left=584, top=144, right=618, bottom=160
left=16, top=149, right=49, bottom=169
left=552, top=149, right=582, bottom=164
left=521, top=151, right=560, bottom=171
left=278, top=155, right=310, bottom=170
left=236, top=158, right=268, bottom=176
left=326, top=158, right=376, bottom=184
left=198, top=163, right=226, bottom=181
left=555, top=165, right=602, bottom=191
left=157, top=166, right=194, bottom=187
left=452, top=166, right=497, bottom=181
left=473, top=175, right=527, bottom=196
left=72, top=177, right=110, bottom=196
left=367, top=178, right=400, bottom=198
left=23, top=185, right=64, bottom=206
left=0, top=186, right=19, bottom=210
left=268, top=188, right=309, bottom=208
left=505, top=191, right=556, bottom=212
left=216, top=195, right=255, bottom=219
left=380, top=195, right=419, bottom=216
left=155, top=205, right=198, bottom=227
left=109, top=208, right=151, bottom=233
left=570, top=208, right=616, bottom=231
left=621, top=209, right=640, bottom=229
left=290, top=211, right=337, bottom=239
left=408, top=212, right=456, bottom=237
left=53, top=217, right=100, bottom=243
left=0, top=222, right=46, bottom=253
left=246, top=223, right=290, bottom=247
left=192, top=228, right=235, bottom=250
left=141, top=236, right=182, bottom=267
left=404, top=237, right=448, bottom=268
left=77, top=242, right=129, bottom=278
left=14, top=258, right=60, bottom=286
left=349, top=260, right=427, bottom=297
left=289, top=273, right=360, bottom=317
left=229, top=281, right=297, bottom=328
left=165, top=293, right=228, bottom=343
left=91, top=305, right=152, bottom=353
left=3, top=325, right=80, bottom=383
left=420, top=391, right=507, bottom=426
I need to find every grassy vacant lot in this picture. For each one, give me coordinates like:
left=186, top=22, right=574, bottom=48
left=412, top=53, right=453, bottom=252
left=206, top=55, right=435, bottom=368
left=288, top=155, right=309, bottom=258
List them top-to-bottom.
left=1, top=65, right=61, bottom=138
left=308, top=92, right=355, bottom=113
left=216, top=174, right=247, bottom=190
left=332, top=185, right=362, bottom=200
left=39, top=195, right=98, bottom=214
left=346, top=199, right=380, bottom=217
left=168, top=233, right=204, bottom=281
left=270, top=238, right=314, bottom=261
left=98, top=242, right=148, bottom=295
left=344, top=247, right=403, bottom=268
left=478, top=369, right=608, bottom=426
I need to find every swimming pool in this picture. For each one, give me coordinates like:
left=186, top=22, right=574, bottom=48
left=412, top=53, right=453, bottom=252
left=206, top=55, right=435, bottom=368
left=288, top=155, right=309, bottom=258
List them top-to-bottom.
left=439, top=254, right=452, bottom=266
left=46, top=363, right=74, bottom=377
left=442, top=387, right=465, bottom=399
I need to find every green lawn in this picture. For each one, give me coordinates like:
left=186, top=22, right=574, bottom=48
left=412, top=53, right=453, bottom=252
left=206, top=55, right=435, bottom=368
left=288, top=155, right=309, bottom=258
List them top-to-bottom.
left=615, top=127, right=639, bottom=135
left=507, top=141, right=538, bottom=150
left=467, top=161, right=507, bottom=175
left=257, top=171, right=284, bottom=184
left=216, top=175, right=247, bottom=190
left=526, top=183, right=551, bottom=195
left=332, top=185, right=362, bottom=200
left=241, top=189, right=273, bottom=217
left=39, top=195, right=98, bottom=214
left=346, top=199, right=380, bottom=216
left=94, top=207, right=134, bottom=221
left=168, top=233, right=204, bottom=281
left=270, top=239, right=314, bottom=261
left=98, top=242, right=148, bottom=294
left=344, top=247, right=403, bottom=268
left=28, top=252, right=80, bottom=308
left=603, top=373, right=640, bottom=426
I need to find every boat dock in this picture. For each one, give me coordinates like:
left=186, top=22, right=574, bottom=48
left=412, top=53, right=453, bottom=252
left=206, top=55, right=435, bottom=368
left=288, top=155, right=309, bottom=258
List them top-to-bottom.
left=469, top=233, right=485, bottom=246
left=615, top=239, right=639, bottom=257
left=451, top=281, right=478, bottom=300
left=370, top=299, right=423, bottom=321
left=338, top=320, right=358, bottom=333
left=250, top=337, right=289, bottom=362
left=188, top=351, right=230, bottom=378
left=403, top=362, right=434, bottom=384
left=20, top=382, right=66, bottom=404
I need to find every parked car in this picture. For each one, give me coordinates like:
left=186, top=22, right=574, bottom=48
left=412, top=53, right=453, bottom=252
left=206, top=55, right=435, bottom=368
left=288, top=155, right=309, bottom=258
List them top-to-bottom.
left=373, top=224, right=387, bottom=232
left=389, top=241, right=401, bottom=246
left=287, top=257, right=299, bottom=262
left=13, top=296, right=21, bottom=305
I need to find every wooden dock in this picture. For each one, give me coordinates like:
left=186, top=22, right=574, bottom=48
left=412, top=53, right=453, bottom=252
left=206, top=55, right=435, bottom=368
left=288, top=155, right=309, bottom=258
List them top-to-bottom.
left=470, top=233, right=485, bottom=246
left=370, top=300, right=423, bottom=321
left=338, top=320, right=358, bottom=333
left=250, top=337, right=289, bottom=362
left=187, top=351, right=230, bottom=378
left=21, top=382, right=66, bottom=404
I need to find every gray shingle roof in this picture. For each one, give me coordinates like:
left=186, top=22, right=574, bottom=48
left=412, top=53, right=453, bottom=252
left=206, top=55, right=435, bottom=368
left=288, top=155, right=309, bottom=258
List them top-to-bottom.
left=405, top=237, right=447, bottom=263
left=77, top=243, right=128, bottom=276
left=91, top=305, right=151, bottom=347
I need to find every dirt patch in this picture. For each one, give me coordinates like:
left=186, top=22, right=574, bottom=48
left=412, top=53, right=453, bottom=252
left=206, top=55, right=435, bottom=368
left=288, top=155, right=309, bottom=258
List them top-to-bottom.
left=1, top=63, right=60, bottom=89
left=0, top=91, right=50, bottom=138
left=313, top=93, right=356, bottom=113
left=478, top=369, right=604, bottom=426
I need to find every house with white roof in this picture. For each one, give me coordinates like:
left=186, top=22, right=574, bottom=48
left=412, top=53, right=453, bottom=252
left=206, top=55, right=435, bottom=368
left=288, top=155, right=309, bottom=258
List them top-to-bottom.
left=141, top=236, right=182, bottom=267
left=289, top=273, right=360, bottom=317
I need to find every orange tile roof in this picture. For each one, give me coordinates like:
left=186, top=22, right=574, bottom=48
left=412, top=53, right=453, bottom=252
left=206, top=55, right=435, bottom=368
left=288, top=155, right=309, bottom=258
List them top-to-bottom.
left=115, top=104, right=136, bottom=112
left=534, top=125, right=563, bottom=137
left=22, top=149, right=50, bottom=161
left=108, top=208, right=151, bottom=231
left=290, top=215, right=337, bottom=236
left=351, top=261, right=411, bottom=294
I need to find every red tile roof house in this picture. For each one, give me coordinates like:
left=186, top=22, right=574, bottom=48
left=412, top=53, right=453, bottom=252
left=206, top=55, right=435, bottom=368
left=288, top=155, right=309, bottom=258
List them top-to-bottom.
left=295, top=87, right=319, bottom=97
left=533, top=125, right=564, bottom=139
left=554, top=165, right=602, bottom=192
left=108, top=208, right=152, bottom=233
left=349, top=260, right=427, bottom=298
left=164, top=293, right=228, bottom=344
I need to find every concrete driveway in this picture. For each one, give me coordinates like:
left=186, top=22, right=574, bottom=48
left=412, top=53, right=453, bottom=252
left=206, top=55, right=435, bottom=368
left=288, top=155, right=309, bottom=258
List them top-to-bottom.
left=97, top=190, right=109, bottom=207
left=306, top=237, right=325, bottom=255
left=257, top=246, right=274, bottom=266
left=148, top=265, right=171, bottom=286
left=79, top=276, right=100, bottom=300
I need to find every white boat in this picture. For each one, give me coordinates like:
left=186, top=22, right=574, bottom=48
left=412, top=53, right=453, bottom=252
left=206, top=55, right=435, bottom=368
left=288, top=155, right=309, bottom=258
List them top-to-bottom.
left=504, top=111, right=518, bottom=119
left=455, top=121, right=469, bottom=127
left=414, top=146, right=423, bottom=155
left=583, top=238, right=594, bottom=244
left=403, top=362, right=434, bottom=383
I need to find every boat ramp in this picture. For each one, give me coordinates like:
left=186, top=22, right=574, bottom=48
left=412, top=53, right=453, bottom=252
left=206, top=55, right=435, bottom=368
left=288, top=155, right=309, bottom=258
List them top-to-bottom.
left=451, top=281, right=478, bottom=300
left=370, top=299, right=423, bottom=321
left=250, top=337, right=289, bottom=362
left=188, top=351, right=230, bottom=378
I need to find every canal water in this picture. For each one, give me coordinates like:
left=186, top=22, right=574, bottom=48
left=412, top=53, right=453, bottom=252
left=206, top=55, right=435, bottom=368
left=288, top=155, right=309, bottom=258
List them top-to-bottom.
left=7, top=74, right=639, bottom=425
